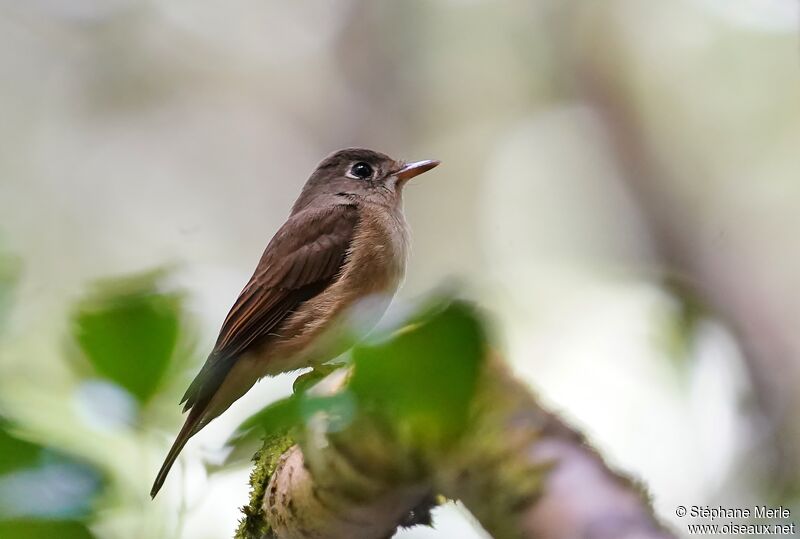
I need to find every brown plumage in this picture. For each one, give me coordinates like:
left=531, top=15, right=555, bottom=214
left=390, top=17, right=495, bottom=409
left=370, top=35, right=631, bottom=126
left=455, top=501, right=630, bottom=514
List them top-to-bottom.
left=151, top=148, right=439, bottom=498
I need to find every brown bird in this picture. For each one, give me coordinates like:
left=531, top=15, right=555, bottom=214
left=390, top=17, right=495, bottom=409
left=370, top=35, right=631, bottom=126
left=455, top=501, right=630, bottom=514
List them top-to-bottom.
left=151, top=148, right=439, bottom=497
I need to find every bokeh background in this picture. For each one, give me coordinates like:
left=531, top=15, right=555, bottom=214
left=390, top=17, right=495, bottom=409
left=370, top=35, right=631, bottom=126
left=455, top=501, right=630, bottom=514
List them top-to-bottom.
left=1, top=0, right=799, bottom=537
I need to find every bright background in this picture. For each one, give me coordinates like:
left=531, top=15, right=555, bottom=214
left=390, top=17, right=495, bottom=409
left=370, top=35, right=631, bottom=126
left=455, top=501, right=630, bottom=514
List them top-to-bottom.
left=1, top=1, right=799, bottom=537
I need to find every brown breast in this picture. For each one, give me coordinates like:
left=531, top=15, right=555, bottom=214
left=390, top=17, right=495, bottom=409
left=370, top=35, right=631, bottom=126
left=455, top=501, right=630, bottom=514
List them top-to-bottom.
left=256, top=202, right=409, bottom=373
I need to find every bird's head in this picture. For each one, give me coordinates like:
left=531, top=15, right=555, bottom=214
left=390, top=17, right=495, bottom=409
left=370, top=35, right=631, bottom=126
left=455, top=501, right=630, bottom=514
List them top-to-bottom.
left=293, top=148, right=439, bottom=212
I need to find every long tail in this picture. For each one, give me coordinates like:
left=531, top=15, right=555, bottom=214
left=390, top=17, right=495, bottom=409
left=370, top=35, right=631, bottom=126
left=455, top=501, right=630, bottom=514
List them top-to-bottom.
left=150, top=408, right=205, bottom=498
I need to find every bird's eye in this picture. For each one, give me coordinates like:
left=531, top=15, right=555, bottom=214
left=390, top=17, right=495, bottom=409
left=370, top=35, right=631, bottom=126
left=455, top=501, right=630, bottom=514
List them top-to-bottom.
left=351, top=162, right=373, bottom=179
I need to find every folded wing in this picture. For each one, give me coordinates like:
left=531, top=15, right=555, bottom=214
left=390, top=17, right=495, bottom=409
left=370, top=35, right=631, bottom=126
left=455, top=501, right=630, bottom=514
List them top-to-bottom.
left=181, top=203, right=359, bottom=412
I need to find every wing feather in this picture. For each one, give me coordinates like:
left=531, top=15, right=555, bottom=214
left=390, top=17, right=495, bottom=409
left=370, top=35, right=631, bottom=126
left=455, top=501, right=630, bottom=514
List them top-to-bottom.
left=180, top=204, right=359, bottom=411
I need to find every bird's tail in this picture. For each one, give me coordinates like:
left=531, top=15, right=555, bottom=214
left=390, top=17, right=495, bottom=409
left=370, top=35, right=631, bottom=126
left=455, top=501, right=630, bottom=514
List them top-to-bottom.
left=150, top=408, right=205, bottom=498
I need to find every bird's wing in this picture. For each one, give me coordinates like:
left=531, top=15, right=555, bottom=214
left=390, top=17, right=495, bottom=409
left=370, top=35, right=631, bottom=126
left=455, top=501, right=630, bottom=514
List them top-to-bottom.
left=180, top=203, right=359, bottom=411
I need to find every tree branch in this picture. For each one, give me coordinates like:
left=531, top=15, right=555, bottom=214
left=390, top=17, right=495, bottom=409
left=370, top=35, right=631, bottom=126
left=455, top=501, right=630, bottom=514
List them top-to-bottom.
left=575, top=43, right=800, bottom=485
left=238, top=356, right=673, bottom=539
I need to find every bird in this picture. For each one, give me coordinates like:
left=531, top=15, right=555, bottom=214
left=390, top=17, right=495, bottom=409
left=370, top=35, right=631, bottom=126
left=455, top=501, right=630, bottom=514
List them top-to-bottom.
left=151, top=148, right=439, bottom=498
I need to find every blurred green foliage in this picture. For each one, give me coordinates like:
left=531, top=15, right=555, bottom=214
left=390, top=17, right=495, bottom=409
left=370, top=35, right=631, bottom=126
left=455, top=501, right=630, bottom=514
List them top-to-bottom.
left=0, top=265, right=203, bottom=538
left=71, top=271, right=184, bottom=405
left=230, top=298, right=486, bottom=454
left=349, top=300, right=486, bottom=449
left=227, top=391, right=357, bottom=458
left=0, top=418, right=101, bottom=539
left=0, top=420, right=41, bottom=476
left=0, top=521, right=94, bottom=539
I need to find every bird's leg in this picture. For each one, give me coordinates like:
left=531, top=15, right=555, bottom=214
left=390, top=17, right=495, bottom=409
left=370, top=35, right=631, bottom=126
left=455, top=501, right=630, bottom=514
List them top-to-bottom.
left=292, top=363, right=341, bottom=394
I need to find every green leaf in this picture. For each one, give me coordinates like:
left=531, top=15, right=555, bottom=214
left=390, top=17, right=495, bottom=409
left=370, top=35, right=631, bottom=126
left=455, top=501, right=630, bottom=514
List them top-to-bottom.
left=71, top=270, right=183, bottom=404
left=228, top=298, right=487, bottom=454
left=349, top=300, right=486, bottom=448
left=228, top=390, right=357, bottom=455
left=298, top=391, right=357, bottom=433
left=228, top=396, right=300, bottom=450
left=0, top=418, right=102, bottom=527
left=0, top=419, right=41, bottom=476
left=0, top=520, right=95, bottom=539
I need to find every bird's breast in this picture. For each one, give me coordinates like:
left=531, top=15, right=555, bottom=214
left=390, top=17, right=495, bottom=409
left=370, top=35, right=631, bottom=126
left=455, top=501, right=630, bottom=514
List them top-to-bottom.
left=255, top=204, right=409, bottom=373
left=346, top=204, right=409, bottom=291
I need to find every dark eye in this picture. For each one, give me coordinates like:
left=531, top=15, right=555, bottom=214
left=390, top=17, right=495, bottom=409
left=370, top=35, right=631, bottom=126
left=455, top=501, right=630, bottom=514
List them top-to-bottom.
left=351, top=162, right=373, bottom=179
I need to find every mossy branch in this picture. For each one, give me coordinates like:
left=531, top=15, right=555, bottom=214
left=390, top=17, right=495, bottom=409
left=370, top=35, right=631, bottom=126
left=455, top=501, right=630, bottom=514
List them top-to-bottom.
left=234, top=302, right=674, bottom=539
left=236, top=433, right=295, bottom=539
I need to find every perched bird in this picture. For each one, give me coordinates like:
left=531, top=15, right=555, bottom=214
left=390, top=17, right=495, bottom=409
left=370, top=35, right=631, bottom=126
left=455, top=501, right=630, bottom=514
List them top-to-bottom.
left=151, top=148, right=439, bottom=497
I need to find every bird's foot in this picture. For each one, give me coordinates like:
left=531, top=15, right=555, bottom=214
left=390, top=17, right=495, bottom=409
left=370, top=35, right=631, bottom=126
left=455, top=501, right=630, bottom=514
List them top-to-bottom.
left=292, top=364, right=341, bottom=394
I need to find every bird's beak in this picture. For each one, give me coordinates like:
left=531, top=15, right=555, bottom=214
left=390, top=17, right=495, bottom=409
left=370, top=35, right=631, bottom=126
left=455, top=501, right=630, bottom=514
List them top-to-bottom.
left=395, top=159, right=440, bottom=183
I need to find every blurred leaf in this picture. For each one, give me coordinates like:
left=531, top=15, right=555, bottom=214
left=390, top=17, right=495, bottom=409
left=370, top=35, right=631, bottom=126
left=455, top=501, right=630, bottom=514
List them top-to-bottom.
left=71, top=270, right=183, bottom=404
left=228, top=298, right=487, bottom=455
left=349, top=300, right=486, bottom=449
left=227, top=390, right=356, bottom=461
left=298, top=391, right=357, bottom=433
left=228, top=396, right=300, bottom=450
left=0, top=418, right=101, bottom=536
left=0, top=419, right=40, bottom=476
left=0, top=461, right=101, bottom=520
left=0, top=520, right=94, bottom=539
